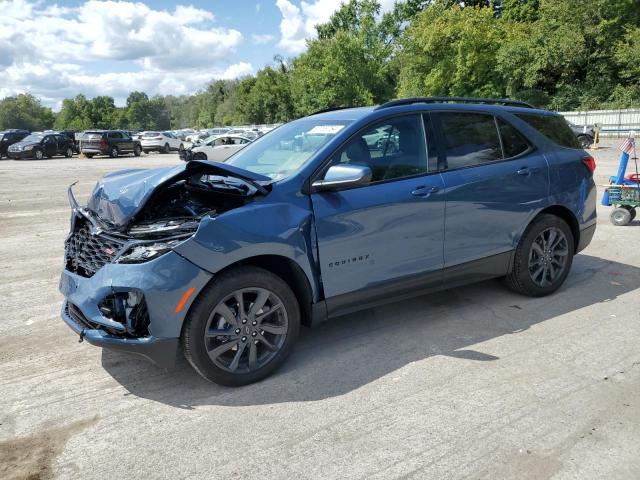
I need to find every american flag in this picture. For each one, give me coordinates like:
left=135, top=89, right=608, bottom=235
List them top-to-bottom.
left=620, top=137, right=635, bottom=154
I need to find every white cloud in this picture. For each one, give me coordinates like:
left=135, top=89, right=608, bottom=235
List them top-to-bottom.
left=0, top=0, right=248, bottom=108
left=275, top=0, right=397, bottom=54
left=252, top=33, right=275, bottom=44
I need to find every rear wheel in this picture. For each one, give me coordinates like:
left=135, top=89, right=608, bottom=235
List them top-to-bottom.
left=577, top=134, right=592, bottom=149
left=133, top=145, right=141, bottom=157
left=110, top=146, right=118, bottom=158
left=64, top=147, right=73, bottom=158
left=143, top=149, right=149, bottom=154
left=84, top=153, right=94, bottom=158
left=621, top=205, right=636, bottom=222
left=610, top=207, right=632, bottom=226
left=506, top=214, right=574, bottom=297
left=182, top=266, right=300, bottom=386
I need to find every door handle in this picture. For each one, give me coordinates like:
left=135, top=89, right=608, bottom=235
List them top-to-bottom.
left=516, top=167, right=531, bottom=176
left=411, top=185, right=440, bottom=197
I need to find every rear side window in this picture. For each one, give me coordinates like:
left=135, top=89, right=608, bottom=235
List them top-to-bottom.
left=438, top=112, right=502, bottom=169
left=516, top=114, right=580, bottom=149
left=497, top=119, right=531, bottom=158
left=109, top=132, right=122, bottom=139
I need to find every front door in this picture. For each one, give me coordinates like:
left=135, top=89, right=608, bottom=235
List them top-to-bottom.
left=431, top=111, right=549, bottom=282
left=311, top=114, right=445, bottom=314
left=43, top=135, right=57, bottom=157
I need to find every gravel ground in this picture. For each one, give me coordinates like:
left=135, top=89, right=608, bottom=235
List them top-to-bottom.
left=1, top=141, right=639, bottom=480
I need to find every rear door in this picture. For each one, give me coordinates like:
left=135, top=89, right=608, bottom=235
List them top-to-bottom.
left=432, top=111, right=549, bottom=282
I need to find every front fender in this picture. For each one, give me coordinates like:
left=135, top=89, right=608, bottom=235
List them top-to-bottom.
left=173, top=202, right=320, bottom=301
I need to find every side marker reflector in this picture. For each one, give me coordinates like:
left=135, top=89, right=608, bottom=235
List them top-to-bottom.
left=175, top=287, right=196, bottom=313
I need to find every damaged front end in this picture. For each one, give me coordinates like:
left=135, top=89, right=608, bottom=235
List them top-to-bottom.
left=65, top=160, right=272, bottom=277
left=60, top=161, right=272, bottom=365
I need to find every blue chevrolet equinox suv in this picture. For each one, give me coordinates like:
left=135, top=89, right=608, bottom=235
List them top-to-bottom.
left=60, top=97, right=597, bottom=385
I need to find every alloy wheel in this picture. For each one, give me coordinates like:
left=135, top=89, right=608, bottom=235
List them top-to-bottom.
left=528, top=227, right=569, bottom=287
left=204, top=288, right=288, bottom=373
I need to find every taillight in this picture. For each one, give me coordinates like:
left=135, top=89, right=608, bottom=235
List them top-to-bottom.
left=99, top=138, right=108, bottom=148
left=582, top=155, right=596, bottom=173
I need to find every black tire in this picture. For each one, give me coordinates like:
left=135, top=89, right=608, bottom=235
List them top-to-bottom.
left=577, top=134, right=592, bottom=149
left=163, top=143, right=171, bottom=154
left=179, top=143, right=184, bottom=152
left=133, top=145, right=141, bottom=157
left=109, top=146, right=118, bottom=158
left=64, top=147, right=73, bottom=158
left=34, top=149, right=44, bottom=160
left=143, top=149, right=149, bottom=154
left=193, top=152, right=207, bottom=160
left=84, top=153, right=94, bottom=158
left=621, top=205, right=636, bottom=222
left=610, top=207, right=632, bottom=226
left=506, top=214, right=574, bottom=297
left=182, top=266, right=300, bottom=386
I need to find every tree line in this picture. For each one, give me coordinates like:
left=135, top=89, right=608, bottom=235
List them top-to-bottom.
left=2, top=0, right=639, bottom=132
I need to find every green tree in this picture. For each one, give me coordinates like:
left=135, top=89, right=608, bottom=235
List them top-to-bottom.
left=290, top=0, right=396, bottom=116
left=399, top=5, right=506, bottom=98
left=237, top=58, right=294, bottom=123
left=0, top=94, right=55, bottom=131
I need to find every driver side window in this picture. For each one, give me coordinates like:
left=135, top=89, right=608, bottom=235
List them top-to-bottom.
left=327, top=115, right=428, bottom=182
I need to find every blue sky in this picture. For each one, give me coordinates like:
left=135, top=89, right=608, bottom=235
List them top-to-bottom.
left=0, top=0, right=395, bottom=109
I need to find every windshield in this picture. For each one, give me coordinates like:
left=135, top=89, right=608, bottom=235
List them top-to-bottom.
left=226, top=118, right=352, bottom=180
left=21, top=133, right=44, bottom=143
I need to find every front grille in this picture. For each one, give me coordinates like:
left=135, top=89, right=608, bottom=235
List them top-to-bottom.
left=65, top=218, right=124, bottom=277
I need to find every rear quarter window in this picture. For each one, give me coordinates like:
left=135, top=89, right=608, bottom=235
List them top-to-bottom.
left=516, top=114, right=581, bottom=149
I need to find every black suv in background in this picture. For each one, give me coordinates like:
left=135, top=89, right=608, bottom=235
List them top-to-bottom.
left=0, top=129, right=30, bottom=158
left=80, top=130, right=142, bottom=158
left=7, top=132, right=75, bottom=160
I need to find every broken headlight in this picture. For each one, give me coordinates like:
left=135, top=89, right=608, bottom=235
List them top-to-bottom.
left=117, top=239, right=183, bottom=264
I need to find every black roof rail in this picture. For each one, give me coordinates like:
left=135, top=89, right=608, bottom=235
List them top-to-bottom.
left=375, top=97, right=535, bottom=110
left=310, top=105, right=360, bottom=116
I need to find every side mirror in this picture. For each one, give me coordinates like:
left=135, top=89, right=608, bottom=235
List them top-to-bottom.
left=312, top=164, right=372, bottom=192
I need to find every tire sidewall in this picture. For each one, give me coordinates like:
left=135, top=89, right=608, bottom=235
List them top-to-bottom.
left=110, top=146, right=118, bottom=158
left=512, top=215, right=574, bottom=296
left=183, top=266, right=300, bottom=386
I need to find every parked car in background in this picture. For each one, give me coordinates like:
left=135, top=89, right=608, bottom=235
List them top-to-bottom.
left=59, top=97, right=597, bottom=386
left=567, top=122, right=595, bottom=148
left=0, top=129, right=30, bottom=158
left=80, top=130, right=142, bottom=158
left=140, top=131, right=184, bottom=153
left=8, top=132, right=74, bottom=160
left=186, top=132, right=207, bottom=143
left=187, top=134, right=252, bottom=161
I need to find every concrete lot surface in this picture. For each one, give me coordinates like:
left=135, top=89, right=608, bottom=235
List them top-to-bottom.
left=1, top=142, right=639, bottom=479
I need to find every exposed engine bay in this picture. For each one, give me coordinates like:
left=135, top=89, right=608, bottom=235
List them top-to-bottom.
left=65, top=162, right=272, bottom=277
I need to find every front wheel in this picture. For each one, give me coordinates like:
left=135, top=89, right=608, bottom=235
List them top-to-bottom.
left=163, top=143, right=171, bottom=154
left=34, top=149, right=44, bottom=160
left=193, top=152, right=207, bottom=160
left=506, top=214, right=574, bottom=297
left=182, top=266, right=300, bottom=386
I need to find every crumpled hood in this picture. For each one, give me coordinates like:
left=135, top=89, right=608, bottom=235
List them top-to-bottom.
left=85, top=160, right=271, bottom=228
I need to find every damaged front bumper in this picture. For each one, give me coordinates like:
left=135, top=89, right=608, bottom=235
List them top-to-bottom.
left=59, top=250, right=212, bottom=368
